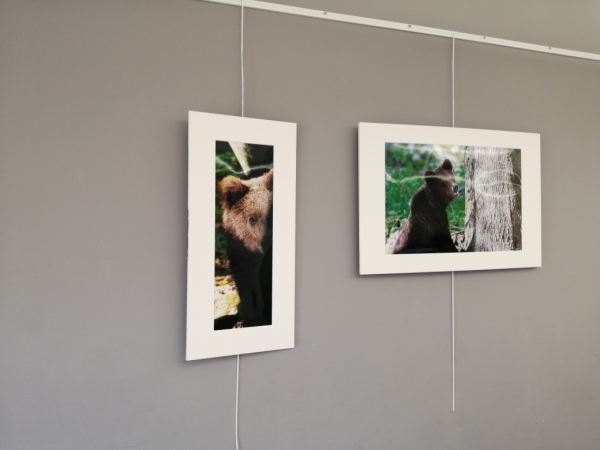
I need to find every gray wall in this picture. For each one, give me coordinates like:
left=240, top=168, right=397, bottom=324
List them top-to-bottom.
left=1, top=1, right=599, bottom=449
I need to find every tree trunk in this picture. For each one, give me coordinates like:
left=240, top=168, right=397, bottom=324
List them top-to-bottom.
left=464, top=147, right=522, bottom=252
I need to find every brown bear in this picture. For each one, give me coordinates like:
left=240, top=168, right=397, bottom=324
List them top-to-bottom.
left=393, top=159, right=460, bottom=254
left=218, top=169, right=273, bottom=328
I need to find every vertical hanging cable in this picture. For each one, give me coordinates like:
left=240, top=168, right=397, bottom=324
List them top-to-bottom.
left=236, top=5, right=244, bottom=449
left=451, top=34, right=456, bottom=413
left=452, top=35, right=455, bottom=129
left=451, top=271, right=455, bottom=412
left=235, top=353, right=240, bottom=449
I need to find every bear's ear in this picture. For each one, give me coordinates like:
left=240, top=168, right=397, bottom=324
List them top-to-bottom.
left=441, top=159, right=453, bottom=171
left=262, top=169, right=273, bottom=191
left=424, top=169, right=437, bottom=186
left=219, top=176, right=249, bottom=208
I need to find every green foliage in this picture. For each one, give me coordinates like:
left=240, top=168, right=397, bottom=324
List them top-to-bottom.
left=385, top=145, right=465, bottom=239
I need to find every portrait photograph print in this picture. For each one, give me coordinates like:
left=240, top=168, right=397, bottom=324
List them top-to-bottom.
left=187, top=112, right=296, bottom=360
left=359, top=123, right=541, bottom=275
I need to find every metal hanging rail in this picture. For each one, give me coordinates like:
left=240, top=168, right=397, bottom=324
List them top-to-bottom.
left=201, top=0, right=600, bottom=62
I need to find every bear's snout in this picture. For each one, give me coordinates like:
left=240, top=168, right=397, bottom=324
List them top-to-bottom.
left=452, top=184, right=459, bottom=194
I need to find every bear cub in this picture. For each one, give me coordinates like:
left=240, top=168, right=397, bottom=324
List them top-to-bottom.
left=393, top=159, right=460, bottom=254
left=218, top=169, right=273, bottom=328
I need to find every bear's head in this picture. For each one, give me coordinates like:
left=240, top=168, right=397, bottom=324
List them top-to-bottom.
left=424, top=159, right=459, bottom=207
left=219, top=169, right=273, bottom=255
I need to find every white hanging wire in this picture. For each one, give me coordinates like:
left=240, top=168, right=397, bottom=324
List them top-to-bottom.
left=234, top=3, right=458, bottom=427
left=236, top=4, right=244, bottom=449
left=451, top=34, right=456, bottom=413
left=452, top=35, right=455, bottom=129
left=451, top=271, right=455, bottom=412
left=235, top=353, right=240, bottom=449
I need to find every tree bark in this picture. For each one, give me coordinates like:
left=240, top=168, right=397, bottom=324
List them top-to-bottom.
left=464, top=147, right=522, bottom=252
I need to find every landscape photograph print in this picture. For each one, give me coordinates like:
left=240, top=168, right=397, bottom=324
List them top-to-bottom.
left=214, top=140, right=274, bottom=330
left=385, top=143, right=522, bottom=255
